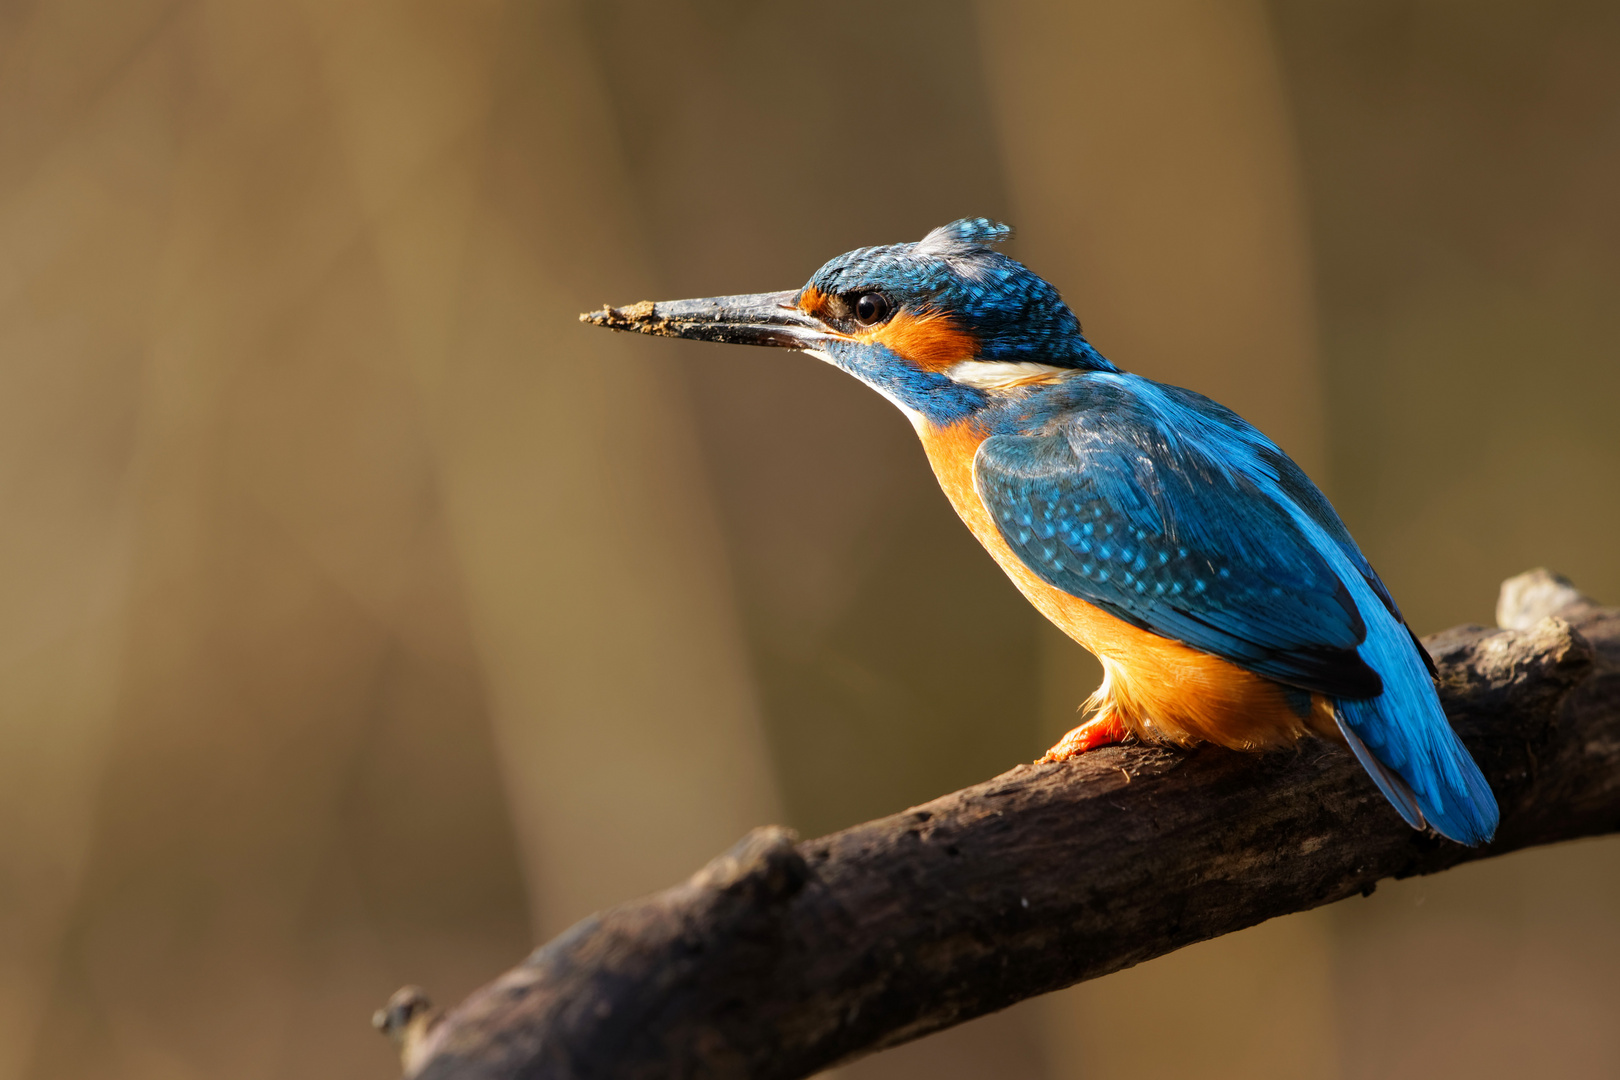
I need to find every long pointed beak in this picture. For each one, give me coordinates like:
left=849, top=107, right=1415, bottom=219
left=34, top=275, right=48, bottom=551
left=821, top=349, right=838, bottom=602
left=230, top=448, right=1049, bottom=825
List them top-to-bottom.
left=579, top=290, right=830, bottom=349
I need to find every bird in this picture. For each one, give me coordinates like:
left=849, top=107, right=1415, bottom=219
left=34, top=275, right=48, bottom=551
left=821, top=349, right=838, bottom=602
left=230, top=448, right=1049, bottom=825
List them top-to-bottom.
left=581, top=218, right=1499, bottom=845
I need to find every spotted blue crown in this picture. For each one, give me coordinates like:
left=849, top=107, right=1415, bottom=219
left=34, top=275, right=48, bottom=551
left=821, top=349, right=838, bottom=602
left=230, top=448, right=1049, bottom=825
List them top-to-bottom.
left=803, top=218, right=1112, bottom=371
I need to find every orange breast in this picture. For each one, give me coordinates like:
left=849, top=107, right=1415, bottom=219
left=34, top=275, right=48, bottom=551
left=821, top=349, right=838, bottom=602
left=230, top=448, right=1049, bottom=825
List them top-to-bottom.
left=916, top=418, right=1336, bottom=751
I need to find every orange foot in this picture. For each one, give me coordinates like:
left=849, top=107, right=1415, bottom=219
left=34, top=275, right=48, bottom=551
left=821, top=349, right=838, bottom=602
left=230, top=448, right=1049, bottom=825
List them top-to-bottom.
left=1040, top=709, right=1129, bottom=763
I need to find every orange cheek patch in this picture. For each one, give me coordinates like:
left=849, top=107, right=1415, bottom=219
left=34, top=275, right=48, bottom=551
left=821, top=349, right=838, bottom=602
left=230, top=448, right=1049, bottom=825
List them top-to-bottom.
left=796, top=286, right=831, bottom=320
left=863, top=310, right=977, bottom=372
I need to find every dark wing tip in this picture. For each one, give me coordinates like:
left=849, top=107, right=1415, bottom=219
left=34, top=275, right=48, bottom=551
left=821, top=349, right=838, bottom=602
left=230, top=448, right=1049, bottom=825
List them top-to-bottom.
left=1408, top=625, right=1440, bottom=678
left=1303, top=648, right=1384, bottom=700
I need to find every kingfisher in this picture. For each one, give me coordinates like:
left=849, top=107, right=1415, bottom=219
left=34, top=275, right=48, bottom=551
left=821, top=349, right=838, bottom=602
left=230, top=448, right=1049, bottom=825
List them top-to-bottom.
left=581, top=218, right=1498, bottom=845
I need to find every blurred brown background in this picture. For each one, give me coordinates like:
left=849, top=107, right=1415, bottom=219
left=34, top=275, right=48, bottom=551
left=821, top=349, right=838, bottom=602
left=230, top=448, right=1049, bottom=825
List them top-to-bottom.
left=1, top=1, right=1616, bottom=1078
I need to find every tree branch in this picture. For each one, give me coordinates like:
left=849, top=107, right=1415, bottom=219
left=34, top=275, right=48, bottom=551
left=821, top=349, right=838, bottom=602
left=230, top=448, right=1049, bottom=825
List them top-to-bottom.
left=376, top=570, right=1620, bottom=1079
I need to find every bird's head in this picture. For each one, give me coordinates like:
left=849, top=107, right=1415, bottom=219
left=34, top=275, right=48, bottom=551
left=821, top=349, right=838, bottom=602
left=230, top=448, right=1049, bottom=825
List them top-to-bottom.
left=582, top=218, right=1115, bottom=427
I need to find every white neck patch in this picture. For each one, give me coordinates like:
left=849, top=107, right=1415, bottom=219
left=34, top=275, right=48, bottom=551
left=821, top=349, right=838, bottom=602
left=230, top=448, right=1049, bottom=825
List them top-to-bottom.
left=942, top=360, right=1071, bottom=390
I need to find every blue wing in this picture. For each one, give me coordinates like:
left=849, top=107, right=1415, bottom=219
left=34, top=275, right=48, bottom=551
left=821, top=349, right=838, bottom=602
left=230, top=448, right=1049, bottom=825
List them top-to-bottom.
left=976, top=371, right=1498, bottom=844
left=974, top=374, right=1380, bottom=699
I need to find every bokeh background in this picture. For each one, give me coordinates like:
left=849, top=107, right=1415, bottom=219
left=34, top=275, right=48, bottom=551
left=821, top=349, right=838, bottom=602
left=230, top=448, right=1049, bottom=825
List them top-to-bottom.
left=2, top=1, right=1618, bottom=1077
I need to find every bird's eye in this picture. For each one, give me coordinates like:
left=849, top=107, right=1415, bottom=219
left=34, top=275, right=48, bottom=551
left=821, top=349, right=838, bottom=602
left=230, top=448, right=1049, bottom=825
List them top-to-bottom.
left=854, top=292, right=891, bottom=326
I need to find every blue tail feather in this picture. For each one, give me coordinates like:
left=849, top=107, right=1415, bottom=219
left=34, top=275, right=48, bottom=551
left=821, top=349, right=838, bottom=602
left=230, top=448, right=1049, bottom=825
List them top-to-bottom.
left=1293, top=513, right=1499, bottom=845
left=1332, top=607, right=1499, bottom=845
left=1336, top=694, right=1497, bottom=844
left=1335, top=713, right=1426, bottom=831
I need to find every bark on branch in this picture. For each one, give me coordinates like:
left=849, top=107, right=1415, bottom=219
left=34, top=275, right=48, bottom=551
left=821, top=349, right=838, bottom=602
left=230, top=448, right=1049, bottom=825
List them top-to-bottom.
left=376, top=570, right=1620, bottom=1079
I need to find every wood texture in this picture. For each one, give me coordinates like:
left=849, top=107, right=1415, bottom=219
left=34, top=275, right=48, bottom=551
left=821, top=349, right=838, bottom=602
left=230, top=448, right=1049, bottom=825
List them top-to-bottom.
left=379, top=571, right=1620, bottom=1079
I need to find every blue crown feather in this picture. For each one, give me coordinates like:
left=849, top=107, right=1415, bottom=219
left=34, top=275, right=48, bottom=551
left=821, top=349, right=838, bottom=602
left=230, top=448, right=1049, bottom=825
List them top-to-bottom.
left=916, top=217, right=1013, bottom=255
left=802, top=218, right=1106, bottom=372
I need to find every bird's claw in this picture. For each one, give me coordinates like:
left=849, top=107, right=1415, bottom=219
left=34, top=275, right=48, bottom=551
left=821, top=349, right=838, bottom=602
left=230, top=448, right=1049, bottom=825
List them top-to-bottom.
left=1039, top=709, right=1129, bottom=763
